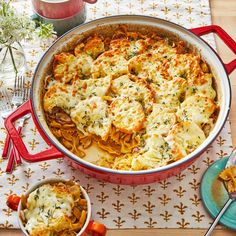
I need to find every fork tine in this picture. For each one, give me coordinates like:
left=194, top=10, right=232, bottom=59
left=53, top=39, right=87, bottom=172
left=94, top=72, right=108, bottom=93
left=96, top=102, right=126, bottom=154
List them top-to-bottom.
left=13, top=75, right=23, bottom=97
left=12, top=76, right=28, bottom=109
left=14, top=76, right=17, bottom=95
left=17, top=76, right=20, bottom=96
left=17, top=76, right=21, bottom=96
left=19, top=76, right=22, bottom=97
left=21, top=76, right=24, bottom=97
left=22, top=77, right=26, bottom=100
left=24, top=86, right=30, bottom=101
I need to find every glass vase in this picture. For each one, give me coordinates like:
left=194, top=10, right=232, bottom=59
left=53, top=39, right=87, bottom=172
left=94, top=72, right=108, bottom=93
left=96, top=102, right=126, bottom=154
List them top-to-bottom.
left=0, top=41, right=26, bottom=82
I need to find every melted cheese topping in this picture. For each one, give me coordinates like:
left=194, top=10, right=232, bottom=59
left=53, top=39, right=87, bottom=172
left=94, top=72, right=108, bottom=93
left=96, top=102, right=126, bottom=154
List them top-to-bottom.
left=83, top=35, right=105, bottom=59
left=110, top=38, right=147, bottom=59
left=149, top=39, right=180, bottom=59
left=92, top=50, right=128, bottom=79
left=53, top=52, right=93, bottom=83
left=128, top=53, right=170, bottom=80
left=168, top=54, right=202, bottom=80
left=186, top=73, right=216, bottom=99
left=73, top=75, right=111, bottom=99
left=111, top=75, right=154, bottom=112
left=44, top=76, right=111, bottom=113
left=150, top=77, right=187, bottom=111
left=44, top=82, right=77, bottom=113
left=176, top=95, right=216, bottom=126
left=71, top=96, right=111, bottom=139
left=110, top=97, right=145, bottom=134
left=146, top=104, right=176, bottom=136
left=166, top=121, right=206, bottom=160
left=131, top=134, right=174, bottom=170
left=23, top=184, right=74, bottom=235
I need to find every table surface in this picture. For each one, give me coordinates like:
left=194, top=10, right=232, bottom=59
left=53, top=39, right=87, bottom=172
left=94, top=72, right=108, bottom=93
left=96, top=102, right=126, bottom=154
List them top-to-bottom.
left=1, top=0, right=236, bottom=235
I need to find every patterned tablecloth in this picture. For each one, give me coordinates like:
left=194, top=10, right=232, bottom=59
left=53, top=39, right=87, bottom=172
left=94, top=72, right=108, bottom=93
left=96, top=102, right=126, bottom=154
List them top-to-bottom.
left=0, top=0, right=233, bottom=230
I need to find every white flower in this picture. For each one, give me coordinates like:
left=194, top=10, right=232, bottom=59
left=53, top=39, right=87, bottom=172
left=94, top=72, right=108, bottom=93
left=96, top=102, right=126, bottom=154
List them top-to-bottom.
left=0, top=0, right=54, bottom=46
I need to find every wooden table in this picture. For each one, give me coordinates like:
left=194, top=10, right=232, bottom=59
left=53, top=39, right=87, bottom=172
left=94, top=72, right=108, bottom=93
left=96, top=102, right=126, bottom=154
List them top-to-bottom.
left=1, top=0, right=236, bottom=235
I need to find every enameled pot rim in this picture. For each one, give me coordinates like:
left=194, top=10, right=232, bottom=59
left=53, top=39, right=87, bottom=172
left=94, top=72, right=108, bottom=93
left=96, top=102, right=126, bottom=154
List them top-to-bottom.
left=30, top=15, right=231, bottom=176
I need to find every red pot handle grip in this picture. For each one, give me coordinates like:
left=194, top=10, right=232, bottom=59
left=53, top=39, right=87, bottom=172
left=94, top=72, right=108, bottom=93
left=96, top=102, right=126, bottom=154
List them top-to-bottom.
left=190, top=25, right=236, bottom=74
left=4, top=100, right=63, bottom=162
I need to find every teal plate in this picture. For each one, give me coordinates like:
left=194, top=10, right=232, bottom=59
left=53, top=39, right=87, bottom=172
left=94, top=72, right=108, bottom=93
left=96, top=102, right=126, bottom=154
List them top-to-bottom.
left=200, top=156, right=236, bottom=230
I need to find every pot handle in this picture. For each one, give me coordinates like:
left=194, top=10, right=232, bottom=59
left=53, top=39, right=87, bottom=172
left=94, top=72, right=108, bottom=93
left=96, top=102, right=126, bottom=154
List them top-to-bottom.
left=83, top=0, right=97, bottom=4
left=190, top=25, right=236, bottom=74
left=4, top=100, right=63, bottom=162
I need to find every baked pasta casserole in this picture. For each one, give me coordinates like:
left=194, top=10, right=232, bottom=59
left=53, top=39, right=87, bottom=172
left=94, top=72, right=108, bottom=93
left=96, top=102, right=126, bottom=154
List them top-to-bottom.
left=43, top=26, right=218, bottom=171
left=219, top=166, right=236, bottom=193
left=20, top=181, right=87, bottom=236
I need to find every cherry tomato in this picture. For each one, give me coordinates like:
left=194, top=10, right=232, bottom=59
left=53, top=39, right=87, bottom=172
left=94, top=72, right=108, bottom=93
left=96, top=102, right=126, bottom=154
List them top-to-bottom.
left=6, top=194, right=21, bottom=211
left=89, top=221, right=107, bottom=236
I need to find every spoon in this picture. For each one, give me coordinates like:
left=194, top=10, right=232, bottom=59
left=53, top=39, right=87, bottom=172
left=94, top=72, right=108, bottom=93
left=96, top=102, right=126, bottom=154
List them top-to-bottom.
left=204, top=148, right=236, bottom=236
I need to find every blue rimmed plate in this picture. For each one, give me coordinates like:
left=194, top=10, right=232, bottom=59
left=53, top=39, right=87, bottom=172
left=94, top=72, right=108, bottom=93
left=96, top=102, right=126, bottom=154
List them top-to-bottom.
left=200, top=156, right=236, bottom=230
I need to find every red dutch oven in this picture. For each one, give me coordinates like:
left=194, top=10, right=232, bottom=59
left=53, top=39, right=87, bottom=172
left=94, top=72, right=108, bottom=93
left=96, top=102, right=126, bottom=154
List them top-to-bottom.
left=5, top=16, right=236, bottom=185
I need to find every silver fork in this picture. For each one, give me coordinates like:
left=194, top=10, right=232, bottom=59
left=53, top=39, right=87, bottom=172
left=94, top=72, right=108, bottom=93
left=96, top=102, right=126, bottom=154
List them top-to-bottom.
left=11, top=75, right=31, bottom=122
left=12, top=75, right=28, bottom=109
left=5, top=76, right=31, bottom=173
left=12, top=76, right=31, bottom=135
left=0, top=88, right=13, bottom=158
left=0, top=88, right=21, bottom=173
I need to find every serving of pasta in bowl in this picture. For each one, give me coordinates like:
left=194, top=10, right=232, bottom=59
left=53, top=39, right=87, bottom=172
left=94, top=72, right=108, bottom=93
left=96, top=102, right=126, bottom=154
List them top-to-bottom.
left=5, top=15, right=236, bottom=184
left=17, top=178, right=106, bottom=236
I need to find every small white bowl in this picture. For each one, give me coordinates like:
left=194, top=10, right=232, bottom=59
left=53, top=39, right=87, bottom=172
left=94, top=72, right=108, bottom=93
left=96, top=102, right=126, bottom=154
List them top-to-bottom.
left=17, top=178, right=92, bottom=236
